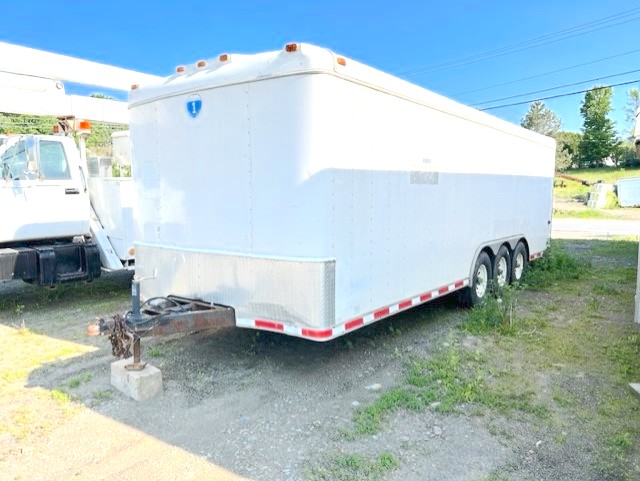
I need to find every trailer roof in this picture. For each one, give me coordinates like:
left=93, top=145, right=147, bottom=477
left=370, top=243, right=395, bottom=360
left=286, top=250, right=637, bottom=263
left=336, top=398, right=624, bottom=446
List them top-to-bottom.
left=130, top=43, right=555, bottom=148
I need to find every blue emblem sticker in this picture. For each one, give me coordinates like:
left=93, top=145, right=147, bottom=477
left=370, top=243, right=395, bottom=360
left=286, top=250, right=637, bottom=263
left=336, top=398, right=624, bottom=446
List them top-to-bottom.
left=186, top=94, right=202, bottom=118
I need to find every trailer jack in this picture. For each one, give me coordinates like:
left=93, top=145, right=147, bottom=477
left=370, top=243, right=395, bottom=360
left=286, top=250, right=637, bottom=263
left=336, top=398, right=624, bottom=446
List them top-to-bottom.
left=88, top=280, right=236, bottom=367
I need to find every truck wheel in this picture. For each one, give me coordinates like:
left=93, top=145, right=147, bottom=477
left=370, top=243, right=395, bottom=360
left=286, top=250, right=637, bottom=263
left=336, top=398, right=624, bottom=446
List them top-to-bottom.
left=511, top=242, right=528, bottom=284
left=493, top=245, right=511, bottom=288
left=459, top=251, right=492, bottom=307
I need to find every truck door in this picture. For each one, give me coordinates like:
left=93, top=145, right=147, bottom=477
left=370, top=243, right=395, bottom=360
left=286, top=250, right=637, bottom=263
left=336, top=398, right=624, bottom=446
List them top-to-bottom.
left=0, top=137, right=89, bottom=243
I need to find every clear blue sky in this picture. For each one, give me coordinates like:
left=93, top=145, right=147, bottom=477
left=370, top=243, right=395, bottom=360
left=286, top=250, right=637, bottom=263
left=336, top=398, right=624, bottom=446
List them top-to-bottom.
left=2, top=0, right=639, bottom=136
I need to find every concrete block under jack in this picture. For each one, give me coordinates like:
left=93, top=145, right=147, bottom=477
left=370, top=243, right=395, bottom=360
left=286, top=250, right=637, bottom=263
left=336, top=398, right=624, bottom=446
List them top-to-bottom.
left=111, top=359, right=163, bottom=401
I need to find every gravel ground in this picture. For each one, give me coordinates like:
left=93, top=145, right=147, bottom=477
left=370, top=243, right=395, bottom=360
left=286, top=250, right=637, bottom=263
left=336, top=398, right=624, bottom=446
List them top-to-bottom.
left=1, top=238, right=639, bottom=481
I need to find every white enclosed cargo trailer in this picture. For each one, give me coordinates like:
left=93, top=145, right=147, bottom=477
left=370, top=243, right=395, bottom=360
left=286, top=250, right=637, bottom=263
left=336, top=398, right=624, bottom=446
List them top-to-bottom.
left=129, top=43, right=555, bottom=341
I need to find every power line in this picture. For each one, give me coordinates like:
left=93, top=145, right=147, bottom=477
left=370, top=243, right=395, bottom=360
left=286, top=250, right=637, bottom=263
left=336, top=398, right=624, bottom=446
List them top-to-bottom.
left=400, top=7, right=640, bottom=77
left=405, top=15, right=640, bottom=77
left=454, top=48, right=640, bottom=96
left=472, top=68, right=640, bottom=106
left=479, top=79, right=640, bottom=111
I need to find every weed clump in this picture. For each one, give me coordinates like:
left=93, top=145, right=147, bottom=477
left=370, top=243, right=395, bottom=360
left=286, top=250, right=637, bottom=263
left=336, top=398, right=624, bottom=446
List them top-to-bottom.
left=523, top=242, right=588, bottom=288
left=464, top=285, right=519, bottom=335
left=306, top=451, right=399, bottom=481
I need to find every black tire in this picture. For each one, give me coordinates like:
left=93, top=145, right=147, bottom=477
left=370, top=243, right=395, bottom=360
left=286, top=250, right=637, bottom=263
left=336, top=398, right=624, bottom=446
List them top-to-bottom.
left=511, top=242, right=528, bottom=284
left=493, top=245, right=511, bottom=288
left=459, top=251, right=493, bottom=307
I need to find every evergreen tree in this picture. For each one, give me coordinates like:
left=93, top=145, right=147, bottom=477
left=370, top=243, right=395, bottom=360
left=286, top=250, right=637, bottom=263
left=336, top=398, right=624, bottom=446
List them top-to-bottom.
left=520, top=100, right=562, bottom=136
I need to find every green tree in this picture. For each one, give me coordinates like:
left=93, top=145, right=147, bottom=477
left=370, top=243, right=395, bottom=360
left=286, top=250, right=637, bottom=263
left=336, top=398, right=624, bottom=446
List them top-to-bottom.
left=579, top=86, right=618, bottom=167
left=623, top=87, right=639, bottom=140
left=520, top=100, right=562, bottom=136
left=0, top=113, right=58, bottom=134
left=553, top=131, right=582, bottom=171
left=612, top=141, right=638, bottom=167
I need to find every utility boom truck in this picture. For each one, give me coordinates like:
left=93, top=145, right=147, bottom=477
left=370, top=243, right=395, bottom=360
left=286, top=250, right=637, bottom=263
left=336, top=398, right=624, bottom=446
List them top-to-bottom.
left=0, top=41, right=159, bottom=286
left=105, top=42, right=555, bottom=353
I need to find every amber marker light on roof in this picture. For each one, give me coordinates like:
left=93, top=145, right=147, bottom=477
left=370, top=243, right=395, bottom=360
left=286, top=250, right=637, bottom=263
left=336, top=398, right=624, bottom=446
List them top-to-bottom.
left=285, top=43, right=298, bottom=52
left=219, top=54, right=229, bottom=62
left=337, top=57, right=347, bottom=66
left=197, top=60, right=207, bottom=68
left=176, top=65, right=186, bottom=73
left=131, top=84, right=139, bottom=90
left=77, top=120, right=91, bottom=134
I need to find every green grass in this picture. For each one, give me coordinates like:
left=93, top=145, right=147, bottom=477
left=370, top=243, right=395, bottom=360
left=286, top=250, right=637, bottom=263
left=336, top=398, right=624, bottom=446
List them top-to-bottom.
left=554, top=167, right=640, bottom=216
left=555, top=167, right=640, bottom=203
left=559, top=167, right=640, bottom=185
left=552, top=208, right=613, bottom=218
left=340, top=238, right=640, bottom=478
left=588, top=238, right=638, bottom=261
left=523, top=241, right=590, bottom=289
left=0, top=272, right=131, bottom=318
left=463, top=285, right=520, bottom=335
left=604, top=335, right=640, bottom=382
left=346, top=340, right=548, bottom=437
left=147, top=346, right=164, bottom=358
left=67, top=372, right=92, bottom=389
left=92, top=389, right=113, bottom=401
left=598, top=431, right=636, bottom=480
left=305, top=452, right=399, bottom=481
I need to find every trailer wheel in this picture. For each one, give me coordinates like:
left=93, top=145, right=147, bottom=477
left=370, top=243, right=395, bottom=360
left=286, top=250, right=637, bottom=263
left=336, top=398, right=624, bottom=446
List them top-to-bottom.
left=511, top=242, right=528, bottom=284
left=493, top=245, right=511, bottom=288
left=459, top=251, right=492, bottom=307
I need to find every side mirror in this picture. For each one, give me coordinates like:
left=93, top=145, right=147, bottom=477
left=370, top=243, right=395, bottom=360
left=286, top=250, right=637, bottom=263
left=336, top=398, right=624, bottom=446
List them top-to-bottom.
left=25, top=135, right=40, bottom=172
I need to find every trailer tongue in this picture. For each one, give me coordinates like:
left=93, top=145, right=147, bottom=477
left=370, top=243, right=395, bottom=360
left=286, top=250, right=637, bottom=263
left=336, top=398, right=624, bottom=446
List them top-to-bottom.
left=90, top=280, right=235, bottom=369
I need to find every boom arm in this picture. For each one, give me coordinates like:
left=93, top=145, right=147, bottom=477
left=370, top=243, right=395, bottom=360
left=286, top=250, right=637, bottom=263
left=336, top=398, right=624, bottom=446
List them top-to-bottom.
left=0, top=41, right=161, bottom=123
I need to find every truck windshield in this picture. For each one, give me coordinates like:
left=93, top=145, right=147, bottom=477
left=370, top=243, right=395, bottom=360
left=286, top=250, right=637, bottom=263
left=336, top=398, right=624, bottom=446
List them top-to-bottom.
left=0, top=139, right=70, bottom=180
left=1, top=140, right=27, bottom=179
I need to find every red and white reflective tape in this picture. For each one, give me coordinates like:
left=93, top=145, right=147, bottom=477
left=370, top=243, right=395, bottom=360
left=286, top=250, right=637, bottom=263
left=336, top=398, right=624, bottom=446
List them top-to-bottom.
left=529, top=251, right=543, bottom=261
left=236, top=278, right=469, bottom=341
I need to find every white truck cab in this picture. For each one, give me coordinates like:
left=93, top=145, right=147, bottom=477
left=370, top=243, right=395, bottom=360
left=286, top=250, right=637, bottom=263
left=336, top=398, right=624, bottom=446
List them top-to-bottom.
left=0, top=134, right=90, bottom=243
left=0, top=134, right=100, bottom=285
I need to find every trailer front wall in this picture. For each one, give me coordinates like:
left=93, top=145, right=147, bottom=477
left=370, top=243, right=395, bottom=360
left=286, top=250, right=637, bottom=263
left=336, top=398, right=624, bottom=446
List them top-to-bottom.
left=131, top=75, right=338, bottom=327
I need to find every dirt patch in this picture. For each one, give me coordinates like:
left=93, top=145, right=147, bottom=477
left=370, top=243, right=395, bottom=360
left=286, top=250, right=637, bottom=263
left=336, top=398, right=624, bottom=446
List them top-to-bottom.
left=1, top=243, right=639, bottom=481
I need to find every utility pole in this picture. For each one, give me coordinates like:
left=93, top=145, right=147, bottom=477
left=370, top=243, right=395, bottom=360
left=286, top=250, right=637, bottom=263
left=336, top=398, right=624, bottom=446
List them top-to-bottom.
left=635, top=105, right=640, bottom=324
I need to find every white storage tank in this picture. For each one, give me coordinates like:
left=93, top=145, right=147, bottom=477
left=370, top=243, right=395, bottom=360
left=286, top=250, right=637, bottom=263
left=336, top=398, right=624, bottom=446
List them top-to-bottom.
left=617, top=177, right=640, bottom=207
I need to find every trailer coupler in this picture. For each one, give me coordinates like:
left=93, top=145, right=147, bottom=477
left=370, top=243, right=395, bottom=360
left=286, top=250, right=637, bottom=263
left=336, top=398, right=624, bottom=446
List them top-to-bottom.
left=88, top=281, right=235, bottom=370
